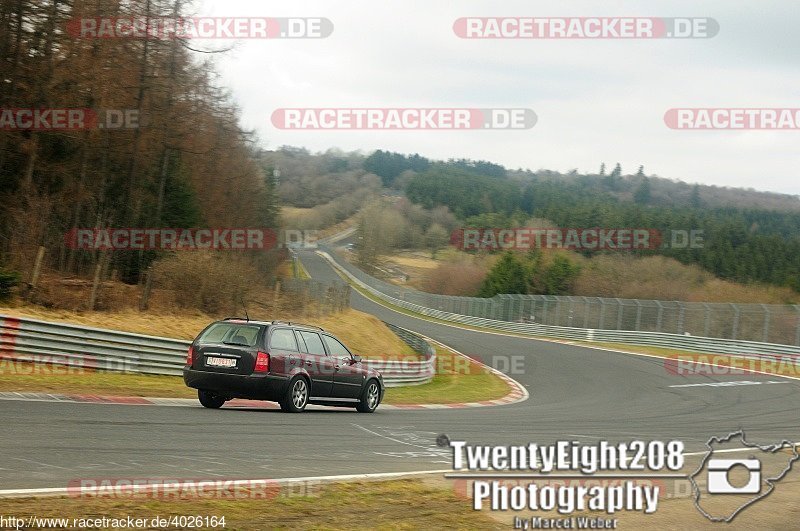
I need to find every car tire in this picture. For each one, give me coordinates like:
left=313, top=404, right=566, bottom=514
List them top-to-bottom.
left=280, top=376, right=309, bottom=413
left=356, top=379, right=381, bottom=413
left=198, top=389, right=226, bottom=409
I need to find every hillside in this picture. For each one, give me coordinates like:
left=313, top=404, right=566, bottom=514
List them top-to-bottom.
left=263, top=147, right=800, bottom=301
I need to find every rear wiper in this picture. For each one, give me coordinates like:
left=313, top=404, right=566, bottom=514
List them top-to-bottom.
left=222, top=341, right=250, bottom=347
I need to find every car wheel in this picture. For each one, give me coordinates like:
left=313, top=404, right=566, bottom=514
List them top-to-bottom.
left=280, top=376, right=309, bottom=413
left=356, top=380, right=381, bottom=413
left=198, top=389, right=226, bottom=409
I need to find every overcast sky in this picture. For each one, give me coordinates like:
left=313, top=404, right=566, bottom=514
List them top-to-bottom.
left=195, top=0, right=800, bottom=195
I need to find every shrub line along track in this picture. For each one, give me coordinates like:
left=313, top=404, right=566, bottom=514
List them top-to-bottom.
left=0, top=250, right=798, bottom=494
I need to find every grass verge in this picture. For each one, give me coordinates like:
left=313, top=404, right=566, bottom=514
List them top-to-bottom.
left=0, top=305, right=417, bottom=361
left=0, top=342, right=512, bottom=405
left=384, top=345, right=511, bottom=404
left=0, top=478, right=502, bottom=531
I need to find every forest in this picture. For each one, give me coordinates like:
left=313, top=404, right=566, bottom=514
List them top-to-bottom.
left=0, top=0, right=280, bottom=292
left=277, top=148, right=800, bottom=296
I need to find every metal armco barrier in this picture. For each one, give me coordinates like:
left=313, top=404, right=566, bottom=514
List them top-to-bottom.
left=318, top=243, right=800, bottom=347
left=317, top=250, right=800, bottom=358
left=0, top=315, right=435, bottom=387
left=367, top=322, right=436, bottom=387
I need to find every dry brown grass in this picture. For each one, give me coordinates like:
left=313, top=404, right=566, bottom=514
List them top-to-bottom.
left=386, top=245, right=797, bottom=304
left=395, top=248, right=795, bottom=304
left=384, top=250, right=494, bottom=296
left=391, top=254, right=440, bottom=270
left=573, top=254, right=798, bottom=303
left=0, top=304, right=417, bottom=360
left=0, top=479, right=503, bottom=530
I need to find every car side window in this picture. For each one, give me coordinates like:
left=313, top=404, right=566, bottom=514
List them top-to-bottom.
left=269, top=328, right=298, bottom=351
left=293, top=330, right=308, bottom=352
left=298, top=331, right=326, bottom=356
left=322, top=335, right=351, bottom=359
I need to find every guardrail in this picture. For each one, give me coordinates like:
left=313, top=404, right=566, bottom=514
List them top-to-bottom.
left=317, top=249, right=800, bottom=358
left=0, top=315, right=436, bottom=387
left=367, top=322, right=436, bottom=387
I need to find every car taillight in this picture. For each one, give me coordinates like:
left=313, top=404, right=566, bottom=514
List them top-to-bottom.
left=186, top=346, right=194, bottom=366
left=254, top=351, right=270, bottom=373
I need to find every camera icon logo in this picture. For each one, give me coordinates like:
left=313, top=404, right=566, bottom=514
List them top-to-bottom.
left=707, top=458, right=761, bottom=494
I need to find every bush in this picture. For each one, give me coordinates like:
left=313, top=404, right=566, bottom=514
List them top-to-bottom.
left=478, top=252, right=528, bottom=297
left=152, top=253, right=264, bottom=314
left=541, top=254, right=581, bottom=295
left=422, top=261, right=486, bottom=296
left=0, top=268, right=20, bottom=302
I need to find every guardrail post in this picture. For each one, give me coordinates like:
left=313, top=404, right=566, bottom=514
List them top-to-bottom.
left=582, top=297, right=590, bottom=329
left=555, top=298, right=563, bottom=326
left=615, top=298, right=624, bottom=330
left=567, top=299, right=575, bottom=327
left=599, top=300, right=606, bottom=329
left=635, top=300, right=642, bottom=331
left=655, top=301, right=663, bottom=333
left=677, top=302, right=685, bottom=335
left=703, top=303, right=711, bottom=337
left=731, top=303, right=740, bottom=340
left=762, top=304, right=771, bottom=343
left=795, top=305, right=800, bottom=346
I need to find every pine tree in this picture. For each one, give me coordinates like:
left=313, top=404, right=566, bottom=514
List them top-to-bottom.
left=634, top=177, right=652, bottom=205
left=690, top=184, right=702, bottom=208
left=478, top=252, right=528, bottom=297
left=542, top=255, right=581, bottom=295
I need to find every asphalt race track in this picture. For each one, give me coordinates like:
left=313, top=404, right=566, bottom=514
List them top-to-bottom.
left=1, top=250, right=799, bottom=491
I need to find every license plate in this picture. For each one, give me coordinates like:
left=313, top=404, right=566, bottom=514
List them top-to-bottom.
left=206, top=356, right=237, bottom=368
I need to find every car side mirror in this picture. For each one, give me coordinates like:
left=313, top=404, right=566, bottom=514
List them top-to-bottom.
left=352, top=355, right=362, bottom=364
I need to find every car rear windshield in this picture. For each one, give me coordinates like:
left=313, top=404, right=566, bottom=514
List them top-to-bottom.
left=198, top=323, right=262, bottom=347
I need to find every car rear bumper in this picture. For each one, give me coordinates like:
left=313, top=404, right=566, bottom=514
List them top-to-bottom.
left=183, top=367, right=289, bottom=401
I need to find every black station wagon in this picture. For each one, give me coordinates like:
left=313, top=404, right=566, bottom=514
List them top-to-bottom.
left=183, top=319, right=384, bottom=413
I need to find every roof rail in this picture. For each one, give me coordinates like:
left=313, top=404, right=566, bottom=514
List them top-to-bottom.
left=223, top=317, right=251, bottom=322
left=271, top=320, right=324, bottom=331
